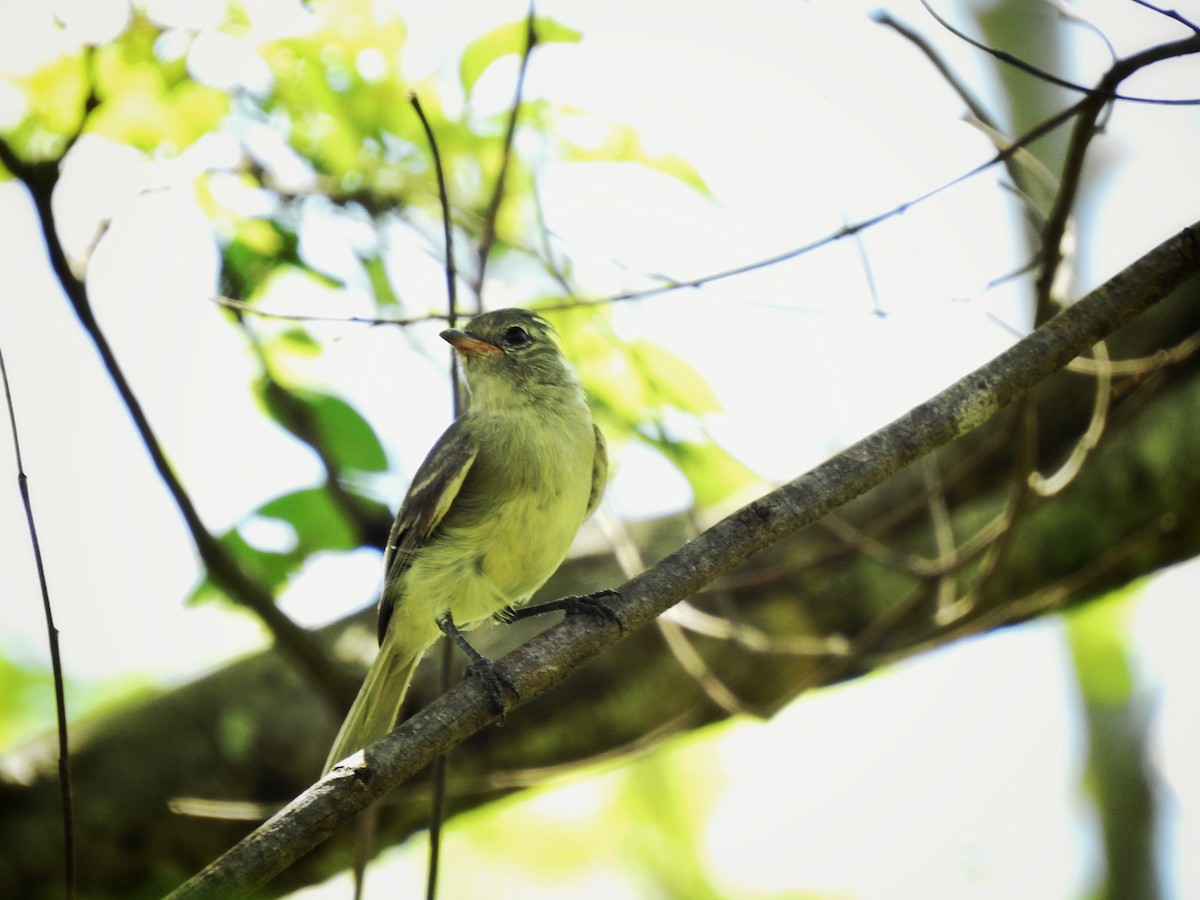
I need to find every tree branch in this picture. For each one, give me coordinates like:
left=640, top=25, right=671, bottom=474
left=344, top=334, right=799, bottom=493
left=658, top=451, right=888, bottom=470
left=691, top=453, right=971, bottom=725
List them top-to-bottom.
left=919, top=0, right=1200, bottom=105
left=1035, top=31, right=1200, bottom=320
left=0, top=138, right=356, bottom=708
left=166, top=220, right=1200, bottom=898
left=0, top=343, right=74, bottom=897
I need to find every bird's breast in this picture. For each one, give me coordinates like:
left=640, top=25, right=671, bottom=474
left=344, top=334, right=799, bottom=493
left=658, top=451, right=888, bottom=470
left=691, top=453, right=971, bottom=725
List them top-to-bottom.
left=414, top=404, right=597, bottom=626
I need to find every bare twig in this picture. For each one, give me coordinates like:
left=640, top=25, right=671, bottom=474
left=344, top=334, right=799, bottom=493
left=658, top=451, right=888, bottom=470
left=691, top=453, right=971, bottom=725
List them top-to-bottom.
left=919, top=0, right=1200, bottom=105
left=1040, top=0, right=1118, bottom=62
left=1127, top=0, right=1200, bottom=34
left=472, top=5, right=539, bottom=300
left=872, top=12, right=997, bottom=126
left=1034, top=31, right=1200, bottom=321
left=409, top=86, right=469, bottom=900
left=216, top=88, right=1099, bottom=333
left=218, top=93, right=1092, bottom=331
left=409, top=94, right=459, bottom=327
left=540, top=97, right=1087, bottom=311
left=0, top=138, right=354, bottom=708
left=530, top=172, right=577, bottom=296
left=209, top=296, right=421, bottom=326
left=1066, top=328, right=1200, bottom=375
left=1029, top=340, right=1111, bottom=495
left=1, top=343, right=75, bottom=898
left=942, top=397, right=1038, bottom=626
left=920, top=456, right=961, bottom=619
left=820, top=506, right=1009, bottom=580
left=876, top=509, right=1180, bottom=662
left=664, top=601, right=850, bottom=658
left=656, top=619, right=753, bottom=715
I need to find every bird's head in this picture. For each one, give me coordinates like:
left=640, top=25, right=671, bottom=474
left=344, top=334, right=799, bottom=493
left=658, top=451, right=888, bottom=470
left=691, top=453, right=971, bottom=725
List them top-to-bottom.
left=441, top=308, right=579, bottom=406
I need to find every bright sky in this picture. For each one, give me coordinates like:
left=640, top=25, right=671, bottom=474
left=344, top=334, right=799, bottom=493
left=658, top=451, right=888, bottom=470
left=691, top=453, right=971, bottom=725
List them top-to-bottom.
left=1, top=0, right=1198, bottom=897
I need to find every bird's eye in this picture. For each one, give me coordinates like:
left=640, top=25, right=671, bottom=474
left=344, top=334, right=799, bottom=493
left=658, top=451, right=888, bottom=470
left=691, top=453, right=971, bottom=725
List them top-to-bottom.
left=502, top=325, right=532, bottom=348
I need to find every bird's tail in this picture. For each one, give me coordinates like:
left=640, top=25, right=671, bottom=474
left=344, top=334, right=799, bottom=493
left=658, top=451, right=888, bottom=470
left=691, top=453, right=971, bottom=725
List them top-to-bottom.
left=323, top=636, right=423, bottom=773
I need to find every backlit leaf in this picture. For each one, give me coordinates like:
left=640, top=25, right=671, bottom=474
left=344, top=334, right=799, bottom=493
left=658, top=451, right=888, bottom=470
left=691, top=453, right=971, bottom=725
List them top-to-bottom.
left=460, top=17, right=582, bottom=96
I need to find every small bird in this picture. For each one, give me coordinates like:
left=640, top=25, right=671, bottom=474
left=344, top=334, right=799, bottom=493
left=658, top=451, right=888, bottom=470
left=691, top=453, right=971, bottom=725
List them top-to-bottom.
left=324, top=308, right=607, bottom=772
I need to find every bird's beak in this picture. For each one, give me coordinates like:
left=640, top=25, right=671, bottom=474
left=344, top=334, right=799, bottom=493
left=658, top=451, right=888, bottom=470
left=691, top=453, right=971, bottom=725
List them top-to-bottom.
left=441, top=329, right=503, bottom=357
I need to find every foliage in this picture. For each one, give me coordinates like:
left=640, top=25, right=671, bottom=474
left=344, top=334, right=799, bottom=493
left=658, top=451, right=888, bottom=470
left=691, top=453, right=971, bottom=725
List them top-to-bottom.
left=2, top=0, right=1198, bottom=897
left=1, top=2, right=735, bottom=620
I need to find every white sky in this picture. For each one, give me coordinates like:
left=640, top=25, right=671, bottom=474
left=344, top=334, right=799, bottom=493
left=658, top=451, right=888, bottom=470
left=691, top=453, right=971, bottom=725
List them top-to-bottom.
left=2, top=0, right=1199, bottom=897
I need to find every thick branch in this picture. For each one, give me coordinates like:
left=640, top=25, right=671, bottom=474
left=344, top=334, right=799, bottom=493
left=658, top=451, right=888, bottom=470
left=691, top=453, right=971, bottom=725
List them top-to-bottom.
left=168, top=222, right=1200, bottom=898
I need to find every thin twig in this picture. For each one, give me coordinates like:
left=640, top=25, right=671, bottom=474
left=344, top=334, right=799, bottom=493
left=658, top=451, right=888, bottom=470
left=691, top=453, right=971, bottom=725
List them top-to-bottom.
left=919, top=0, right=1200, bottom=105
left=1040, top=0, right=1118, bottom=63
left=1127, top=0, right=1200, bottom=33
left=472, top=4, right=539, bottom=300
left=872, top=12, right=997, bottom=126
left=1034, top=31, right=1200, bottom=322
left=216, top=36, right=1200, bottom=337
left=408, top=87, right=466, bottom=900
left=217, top=93, right=1091, bottom=330
left=409, top=93, right=459, bottom=329
left=220, top=94, right=1091, bottom=331
left=540, top=98, right=1087, bottom=311
left=0, top=138, right=354, bottom=708
left=530, top=171, right=577, bottom=296
left=209, top=296, right=422, bottom=326
left=1066, top=329, right=1200, bottom=375
left=1029, top=340, right=1111, bottom=496
left=1, top=344, right=75, bottom=898
left=943, top=397, right=1039, bottom=626
left=920, top=456, right=960, bottom=619
left=820, top=507, right=1009, bottom=580
left=875, top=510, right=1179, bottom=662
left=663, top=601, right=851, bottom=658
left=657, top=618, right=755, bottom=716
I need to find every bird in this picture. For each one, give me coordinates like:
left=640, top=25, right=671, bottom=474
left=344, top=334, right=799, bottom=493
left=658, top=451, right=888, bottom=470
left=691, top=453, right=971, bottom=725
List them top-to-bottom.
left=323, top=307, right=608, bottom=772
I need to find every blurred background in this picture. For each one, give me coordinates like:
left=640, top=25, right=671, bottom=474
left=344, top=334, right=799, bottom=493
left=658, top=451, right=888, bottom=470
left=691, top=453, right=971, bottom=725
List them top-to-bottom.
left=1, top=0, right=1198, bottom=897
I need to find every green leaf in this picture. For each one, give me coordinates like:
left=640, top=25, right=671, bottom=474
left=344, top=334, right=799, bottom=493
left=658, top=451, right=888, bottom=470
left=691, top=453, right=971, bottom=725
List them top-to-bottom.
left=261, top=4, right=413, bottom=181
left=460, top=17, right=582, bottom=96
left=90, top=18, right=228, bottom=151
left=18, top=53, right=89, bottom=137
left=558, top=114, right=711, bottom=198
left=218, top=220, right=303, bottom=300
left=364, top=255, right=399, bottom=307
left=535, top=303, right=742, bottom=507
left=273, top=328, right=322, bottom=357
left=568, top=337, right=720, bottom=422
left=628, top=341, right=721, bottom=415
left=255, top=381, right=389, bottom=474
left=308, top=392, right=388, bottom=473
left=651, top=438, right=758, bottom=509
left=188, top=484, right=389, bottom=607
left=257, top=487, right=360, bottom=553
left=188, top=529, right=297, bottom=605
left=0, top=654, right=56, bottom=746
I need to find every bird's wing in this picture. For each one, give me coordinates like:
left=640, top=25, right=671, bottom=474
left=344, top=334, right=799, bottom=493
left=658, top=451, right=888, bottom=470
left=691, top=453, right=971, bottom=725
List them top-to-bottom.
left=378, top=418, right=478, bottom=644
left=586, top=424, right=608, bottom=519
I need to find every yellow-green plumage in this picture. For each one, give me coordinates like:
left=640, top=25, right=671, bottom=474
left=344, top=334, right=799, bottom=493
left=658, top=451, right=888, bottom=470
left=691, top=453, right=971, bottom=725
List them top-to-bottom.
left=324, top=309, right=606, bottom=772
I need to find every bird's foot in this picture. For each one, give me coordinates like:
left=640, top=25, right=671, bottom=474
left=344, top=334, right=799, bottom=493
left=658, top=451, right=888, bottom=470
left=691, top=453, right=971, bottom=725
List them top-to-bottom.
left=504, top=588, right=625, bottom=634
left=437, top=613, right=519, bottom=721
